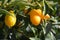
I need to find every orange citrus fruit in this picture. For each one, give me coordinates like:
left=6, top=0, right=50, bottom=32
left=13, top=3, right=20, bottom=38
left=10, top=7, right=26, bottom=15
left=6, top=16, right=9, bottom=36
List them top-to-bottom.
left=29, top=9, right=43, bottom=26
left=29, top=9, right=44, bottom=19
left=37, top=9, right=44, bottom=20
left=5, top=10, right=16, bottom=28
left=30, top=14, right=41, bottom=26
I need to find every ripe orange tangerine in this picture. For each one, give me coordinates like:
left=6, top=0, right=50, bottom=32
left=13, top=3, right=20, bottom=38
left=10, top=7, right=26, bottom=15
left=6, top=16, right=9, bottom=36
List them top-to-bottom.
left=29, top=9, right=43, bottom=26
left=29, top=9, right=44, bottom=20
left=37, top=9, right=44, bottom=20
left=30, top=14, right=41, bottom=26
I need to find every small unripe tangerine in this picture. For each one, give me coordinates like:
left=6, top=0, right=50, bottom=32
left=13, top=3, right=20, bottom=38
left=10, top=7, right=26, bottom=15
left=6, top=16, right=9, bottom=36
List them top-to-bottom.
left=5, top=10, right=16, bottom=28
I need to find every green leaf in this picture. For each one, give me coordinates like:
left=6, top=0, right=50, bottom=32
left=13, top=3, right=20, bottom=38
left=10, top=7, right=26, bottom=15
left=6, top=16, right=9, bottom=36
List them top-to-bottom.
left=3, top=0, right=8, bottom=5
left=43, top=0, right=46, bottom=15
left=45, top=1, right=54, bottom=11
left=0, top=8, right=9, bottom=14
left=0, top=14, right=3, bottom=17
left=45, top=22, right=52, bottom=35
left=29, top=24, right=37, bottom=34
left=30, top=27, right=36, bottom=34
left=45, top=32, right=56, bottom=40
left=30, top=37, right=40, bottom=40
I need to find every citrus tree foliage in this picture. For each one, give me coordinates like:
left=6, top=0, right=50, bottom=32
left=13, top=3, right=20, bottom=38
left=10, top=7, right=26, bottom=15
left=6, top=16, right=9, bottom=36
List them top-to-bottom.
left=0, top=0, right=60, bottom=40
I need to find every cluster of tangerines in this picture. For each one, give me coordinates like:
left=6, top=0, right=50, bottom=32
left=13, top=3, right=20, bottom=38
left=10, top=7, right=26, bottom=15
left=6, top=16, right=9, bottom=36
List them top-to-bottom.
left=4, top=9, right=50, bottom=28
left=24, top=9, right=50, bottom=26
